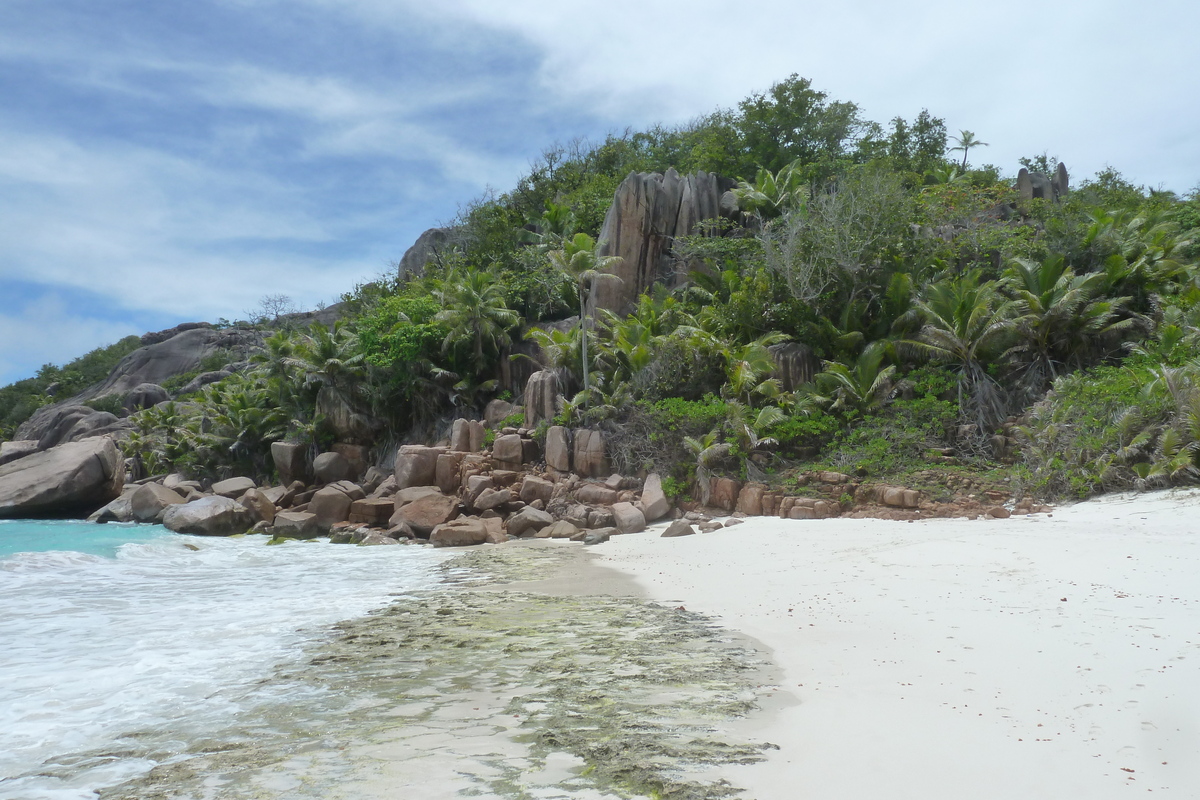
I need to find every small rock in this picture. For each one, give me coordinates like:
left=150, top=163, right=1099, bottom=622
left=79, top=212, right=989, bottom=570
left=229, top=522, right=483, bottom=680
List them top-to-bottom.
left=661, top=520, right=696, bottom=538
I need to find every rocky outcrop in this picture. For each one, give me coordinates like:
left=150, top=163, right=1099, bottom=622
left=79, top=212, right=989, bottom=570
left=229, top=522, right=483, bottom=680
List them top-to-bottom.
left=1016, top=163, right=1069, bottom=203
left=592, top=169, right=737, bottom=314
left=397, top=227, right=458, bottom=279
left=14, top=325, right=263, bottom=447
left=84, top=326, right=263, bottom=403
left=769, top=343, right=820, bottom=392
left=522, top=371, right=561, bottom=429
left=123, top=383, right=169, bottom=413
left=16, top=405, right=126, bottom=450
left=572, top=430, right=608, bottom=478
left=0, top=437, right=124, bottom=518
left=0, top=440, right=38, bottom=467
left=271, top=442, right=309, bottom=486
left=313, top=451, right=351, bottom=484
left=212, top=477, right=255, bottom=498
left=130, top=482, right=186, bottom=523
left=162, top=496, right=255, bottom=536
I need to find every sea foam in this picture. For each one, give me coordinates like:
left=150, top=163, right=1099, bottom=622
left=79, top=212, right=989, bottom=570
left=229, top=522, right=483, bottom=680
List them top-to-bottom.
left=0, top=525, right=450, bottom=800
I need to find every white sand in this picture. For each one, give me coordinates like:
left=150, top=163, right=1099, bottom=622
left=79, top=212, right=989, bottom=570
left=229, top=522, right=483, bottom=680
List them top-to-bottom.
left=593, top=489, right=1200, bottom=798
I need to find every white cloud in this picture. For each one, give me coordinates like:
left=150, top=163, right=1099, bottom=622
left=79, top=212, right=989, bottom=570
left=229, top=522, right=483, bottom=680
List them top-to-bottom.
left=386, top=0, right=1200, bottom=189
left=0, top=295, right=142, bottom=384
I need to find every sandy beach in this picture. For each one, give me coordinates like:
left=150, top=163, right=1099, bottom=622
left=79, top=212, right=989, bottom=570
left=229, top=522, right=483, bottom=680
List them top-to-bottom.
left=593, top=489, right=1200, bottom=798
left=93, top=490, right=1200, bottom=799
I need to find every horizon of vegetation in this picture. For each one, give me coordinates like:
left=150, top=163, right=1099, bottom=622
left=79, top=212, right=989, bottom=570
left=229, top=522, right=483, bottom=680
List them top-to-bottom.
left=3, top=74, right=1200, bottom=502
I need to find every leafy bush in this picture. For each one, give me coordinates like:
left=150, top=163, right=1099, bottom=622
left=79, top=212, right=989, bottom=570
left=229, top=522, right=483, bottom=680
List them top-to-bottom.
left=1017, top=361, right=1186, bottom=499
left=816, top=395, right=960, bottom=477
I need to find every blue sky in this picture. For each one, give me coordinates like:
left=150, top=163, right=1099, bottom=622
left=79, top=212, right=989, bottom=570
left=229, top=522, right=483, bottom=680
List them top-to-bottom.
left=1, top=0, right=1198, bottom=385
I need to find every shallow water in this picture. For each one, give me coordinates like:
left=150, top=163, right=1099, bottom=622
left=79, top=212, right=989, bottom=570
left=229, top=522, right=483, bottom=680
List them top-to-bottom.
left=0, top=521, right=451, bottom=800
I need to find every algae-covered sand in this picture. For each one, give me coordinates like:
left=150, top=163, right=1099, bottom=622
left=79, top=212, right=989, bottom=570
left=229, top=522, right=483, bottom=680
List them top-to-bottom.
left=101, top=542, right=779, bottom=800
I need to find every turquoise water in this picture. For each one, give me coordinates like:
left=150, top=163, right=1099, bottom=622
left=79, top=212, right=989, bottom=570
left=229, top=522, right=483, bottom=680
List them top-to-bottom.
left=0, top=519, right=168, bottom=559
left=0, top=521, right=452, bottom=799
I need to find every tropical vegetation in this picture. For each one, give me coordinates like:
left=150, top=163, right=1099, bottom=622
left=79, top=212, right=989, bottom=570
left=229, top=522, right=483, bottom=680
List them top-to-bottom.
left=3, top=74, right=1200, bottom=501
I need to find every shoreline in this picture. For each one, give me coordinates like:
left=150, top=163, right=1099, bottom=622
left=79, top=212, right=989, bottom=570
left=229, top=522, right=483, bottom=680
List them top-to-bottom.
left=88, top=487, right=1200, bottom=797
left=101, top=540, right=780, bottom=800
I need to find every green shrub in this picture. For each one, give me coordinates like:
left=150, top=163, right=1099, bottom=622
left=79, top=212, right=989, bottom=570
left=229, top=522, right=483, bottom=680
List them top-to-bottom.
left=817, top=396, right=959, bottom=477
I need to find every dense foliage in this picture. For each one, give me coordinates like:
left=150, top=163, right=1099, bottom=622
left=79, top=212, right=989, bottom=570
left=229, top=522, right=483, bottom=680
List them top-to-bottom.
left=5, top=75, right=1199, bottom=499
left=0, top=336, right=142, bottom=440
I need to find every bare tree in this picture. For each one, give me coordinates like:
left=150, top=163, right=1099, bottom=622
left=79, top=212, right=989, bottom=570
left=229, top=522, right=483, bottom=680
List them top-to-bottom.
left=761, top=168, right=909, bottom=306
left=248, top=294, right=298, bottom=325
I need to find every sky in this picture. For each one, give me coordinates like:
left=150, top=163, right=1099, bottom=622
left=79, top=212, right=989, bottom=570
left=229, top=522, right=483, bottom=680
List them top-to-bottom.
left=1, top=0, right=1197, bottom=385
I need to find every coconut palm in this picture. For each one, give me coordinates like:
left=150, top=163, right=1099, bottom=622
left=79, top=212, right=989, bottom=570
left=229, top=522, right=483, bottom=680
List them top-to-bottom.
left=949, top=130, right=988, bottom=170
left=732, top=158, right=806, bottom=219
left=547, top=233, right=623, bottom=402
left=1003, top=255, right=1135, bottom=398
left=433, top=266, right=520, bottom=377
left=902, top=271, right=1016, bottom=430
left=812, top=341, right=897, bottom=413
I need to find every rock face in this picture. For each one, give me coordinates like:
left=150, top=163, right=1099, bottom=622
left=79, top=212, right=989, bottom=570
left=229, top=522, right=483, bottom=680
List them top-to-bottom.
left=591, top=169, right=736, bottom=314
left=397, top=227, right=457, bottom=279
left=92, top=326, right=262, bottom=404
left=768, top=342, right=820, bottom=392
left=523, top=371, right=561, bottom=429
left=123, top=383, right=169, bottom=413
left=316, top=386, right=378, bottom=444
left=16, top=405, right=126, bottom=451
left=545, top=426, right=570, bottom=471
left=572, top=430, right=608, bottom=478
left=0, top=438, right=124, bottom=518
left=0, top=440, right=38, bottom=468
left=271, top=442, right=309, bottom=486
left=394, top=445, right=443, bottom=489
left=313, top=451, right=351, bottom=484
left=639, top=473, right=670, bottom=522
left=130, top=483, right=186, bottom=523
left=389, top=492, right=458, bottom=536
left=162, top=496, right=254, bottom=536
left=430, top=517, right=488, bottom=548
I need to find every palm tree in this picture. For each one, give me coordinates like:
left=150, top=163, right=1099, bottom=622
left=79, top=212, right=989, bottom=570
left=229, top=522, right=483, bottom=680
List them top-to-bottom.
left=949, top=130, right=988, bottom=170
left=732, top=158, right=806, bottom=219
left=547, top=233, right=623, bottom=402
left=1003, top=255, right=1134, bottom=398
left=432, top=266, right=520, bottom=377
left=902, top=271, right=1016, bottom=430
left=290, top=321, right=367, bottom=400
left=722, top=334, right=789, bottom=404
left=812, top=341, right=897, bottom=413
left=683, top=429, right=733, bottom=506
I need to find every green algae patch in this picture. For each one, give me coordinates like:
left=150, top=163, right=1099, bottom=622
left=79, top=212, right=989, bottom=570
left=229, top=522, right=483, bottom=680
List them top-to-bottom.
left=102, top=545, right=777, bottom=800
